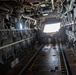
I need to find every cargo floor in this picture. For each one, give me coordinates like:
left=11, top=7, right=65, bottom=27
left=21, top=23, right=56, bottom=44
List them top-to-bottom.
left=26, top=44, right=62, bottom=75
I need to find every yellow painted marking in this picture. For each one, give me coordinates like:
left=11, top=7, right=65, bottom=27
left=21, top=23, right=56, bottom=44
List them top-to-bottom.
left=58, top=54, right=62, bottom=71
left=29, top=56, right=38, bottom=70
left=32, top=64, right=52, bottom=66
left=70, top=64, right=76, bottom=66
left=38, top=70, right=50, bottom=72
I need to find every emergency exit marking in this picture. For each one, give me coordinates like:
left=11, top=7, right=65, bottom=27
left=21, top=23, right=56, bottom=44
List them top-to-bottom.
left=11, top=58, right=19, bottom=68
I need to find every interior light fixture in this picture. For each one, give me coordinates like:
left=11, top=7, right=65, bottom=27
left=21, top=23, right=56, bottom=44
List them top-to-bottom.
left=40, top=4, right=46, bottom=7
left=43, top=14, right=48, bottom=16
left=20, top=23, right=23, bottom=29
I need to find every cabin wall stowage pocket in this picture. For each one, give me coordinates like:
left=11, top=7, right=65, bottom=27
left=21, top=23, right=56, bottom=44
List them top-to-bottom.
left=0, top=30, right=13, bottom=46
left=12, top=30, right=21, bottom=42
left=21, top=40, right=27, bottom=50
left=14, top=43, right=22, bottom=55
left=2, top=46, right=14, bottom=62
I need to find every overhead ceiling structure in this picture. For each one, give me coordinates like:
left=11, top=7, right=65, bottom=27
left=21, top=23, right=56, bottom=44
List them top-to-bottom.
left=0, top=0, right=71, bottom=25
left=0, top=0, right=64, bottom=17
left=25, top=0, right=37, bottom=2
left=42, top=17, right=61, bottom=24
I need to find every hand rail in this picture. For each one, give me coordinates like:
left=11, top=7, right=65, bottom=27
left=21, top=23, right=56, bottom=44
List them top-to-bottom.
left=0, top=36, right=34, bottom=50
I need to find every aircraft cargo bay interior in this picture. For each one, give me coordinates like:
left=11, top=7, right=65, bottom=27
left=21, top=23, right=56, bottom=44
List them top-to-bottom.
left=0, top=0, right=76, bottom=75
